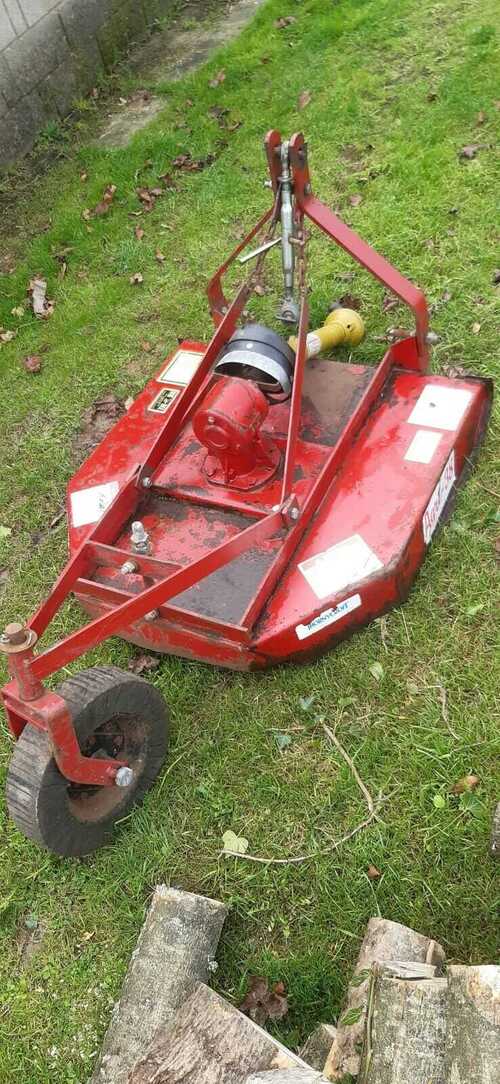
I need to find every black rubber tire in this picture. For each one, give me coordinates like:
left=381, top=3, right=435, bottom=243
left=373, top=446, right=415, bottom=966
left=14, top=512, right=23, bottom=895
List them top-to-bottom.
left=5, top=666, right=169, bottom=857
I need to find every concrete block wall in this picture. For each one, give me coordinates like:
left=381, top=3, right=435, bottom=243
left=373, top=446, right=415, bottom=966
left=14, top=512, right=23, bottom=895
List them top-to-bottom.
left=0, top=0, right=170, bottom=167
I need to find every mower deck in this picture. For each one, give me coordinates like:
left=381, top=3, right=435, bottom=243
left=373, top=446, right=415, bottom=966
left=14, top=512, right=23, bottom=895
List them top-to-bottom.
left=70, top=343, right=490, bottom=669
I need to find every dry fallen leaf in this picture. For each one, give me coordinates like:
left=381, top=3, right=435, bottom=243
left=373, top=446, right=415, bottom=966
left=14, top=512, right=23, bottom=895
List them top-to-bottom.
left=274, top=15, right=296, bottom=28
left=209, top=69, right=226, bottom=88
left=298, top=89, right=312, bottom=110
left=476, top=110, right=486, bottom=125
left=459, top=143, right=482, bottom=160
left=173, top=152, right=215, bottom=172
left=80, top=170, right=88, bottom=182
left=86, top=184, right=117, bottom=218
left=137, top=186, right=164, bottom=212
left=349, top=193, right=363, bottom=207
left=135, top=226, right=145, bottom=241
left=155, top=249, right=166, bottom=264
left=492, top=269, right=500, bottom=285
left=129, top=272, right=144, bottom=285
left=28, top=278, right=54, bottom=319
left=382, top=292, right=399, bottom=311
left=338, top=293, right=362, bottom=310
left=11, top=305, right=24, bottom=318
left=471, top=321, right=481, bottom=334
left=0, top=329, right=16, bottom=343
left=141, top=340, right=152, bottom=352
left=23, top=355, right=42, bottom=374
left=128, top=653, right=161, bottom=675
left=451, top=774, right=479, bottom=795
left=367, top=864, right=381, bottom=879
left=239, top=976, right=288, bottom=1026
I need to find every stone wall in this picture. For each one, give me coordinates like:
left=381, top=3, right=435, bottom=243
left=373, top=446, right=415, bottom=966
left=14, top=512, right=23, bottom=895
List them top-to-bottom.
left=0, top=1, right=170, bottom=167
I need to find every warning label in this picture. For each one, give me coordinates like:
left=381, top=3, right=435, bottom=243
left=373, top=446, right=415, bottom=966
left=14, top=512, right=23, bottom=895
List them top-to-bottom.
left=422, top=451, right=456, bottom=544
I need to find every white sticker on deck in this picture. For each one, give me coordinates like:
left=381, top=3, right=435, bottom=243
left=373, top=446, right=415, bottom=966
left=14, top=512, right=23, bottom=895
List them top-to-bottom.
left=158, top=350, right=203, bottom=386
left=407, top=384, right=472, bottom=431
left=404, top=429, right=442, bottom=464
left=422, top=450, right=456, bottom=544
left=70, top=481, right=119, bottom=528
left=299, top=534, right=383, bottom=600
left=296, top=593, right=361, bottom=641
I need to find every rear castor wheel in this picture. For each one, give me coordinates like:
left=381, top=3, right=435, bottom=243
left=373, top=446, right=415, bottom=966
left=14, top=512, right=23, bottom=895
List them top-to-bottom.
left=6, top=665, right=169, bottom=857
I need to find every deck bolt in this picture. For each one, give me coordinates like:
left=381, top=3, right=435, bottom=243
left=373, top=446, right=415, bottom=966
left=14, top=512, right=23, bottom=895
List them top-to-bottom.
left=142, top=476, right=152, bottom=488
left=290, top=507, right=300, bottom=521
left=131, top=520, right=151, bottom=554
left=121, top=560, right=137, bottom=575
left=144, top=609, right=159, bottom=622
left=3, top=622, right=26, bottom=645
left=115, top=766, right=135, bottom=788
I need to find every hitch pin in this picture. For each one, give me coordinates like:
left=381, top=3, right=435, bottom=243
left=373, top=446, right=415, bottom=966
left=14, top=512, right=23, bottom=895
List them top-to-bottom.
left=238, top=236, right=282, bottom=264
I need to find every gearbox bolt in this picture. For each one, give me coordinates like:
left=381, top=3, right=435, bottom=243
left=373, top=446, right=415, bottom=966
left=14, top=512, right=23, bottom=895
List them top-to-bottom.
left=121, top=560, right=137, bottom=575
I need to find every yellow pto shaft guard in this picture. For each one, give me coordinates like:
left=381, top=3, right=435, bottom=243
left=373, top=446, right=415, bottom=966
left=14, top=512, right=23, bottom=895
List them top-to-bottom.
left=289, top=307, right=365, bottom=360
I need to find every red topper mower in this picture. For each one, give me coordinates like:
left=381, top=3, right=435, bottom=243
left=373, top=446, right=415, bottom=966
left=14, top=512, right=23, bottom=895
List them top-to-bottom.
left=1, top=132, right=491, bottom=856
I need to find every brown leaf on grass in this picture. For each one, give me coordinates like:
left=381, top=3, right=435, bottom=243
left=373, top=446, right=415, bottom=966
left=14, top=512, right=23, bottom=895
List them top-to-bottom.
left=274, top=15, right=296, bottom=28
left=260, top=55, right=271, bottom=64
left=209, top=69, right=225, bottom=88
left=297, top=89, right=312, bottom=110
left=427, top=90, right=438, bottom=102
left=476, top=110, right=487, bottom=125
left=459, top=143, right=483, bottom=160
left=173, top=151, right=215, bottom=172
left=80, top=170, right=88, bottom=182
left=158, top=172, right=176, bottom=188
left=94, top=184, right=117, bottom=216
left=137, top=186, right=164, bottom=212
left=349, top=193, right=363, bottom=207
left=135, top=226, right=145, bottom=241
left=155, top=249, right=166, bottom=264
left=493, top=269, right=500, bottom=285
left=129, top=272, right=144, bottom=285
left=28, top=278, right=54, bottom=319
left=254, top=283, right=267, bottom=296
left=382, top=292, right=399, bottom=311
left=338, top=293, right=362, bottom=310
left=471, top=321, right=481, bottom=334
left=0, top=328, right=16, bottom=343
left=141, top=340, right=152, bottom=352
left=23, top=355, right=42, bottom=373
left=128, top=653, right=161, bottom=675
left=451, top=774, right=479, bottom=795
left=367, top=864, right=381, bottom=879
left=239, top=976, right=288, bottom=1026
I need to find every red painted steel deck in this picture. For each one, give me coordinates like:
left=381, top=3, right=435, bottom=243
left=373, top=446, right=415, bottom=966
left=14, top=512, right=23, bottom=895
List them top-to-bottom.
left=68, top=343, right=490, bottom=669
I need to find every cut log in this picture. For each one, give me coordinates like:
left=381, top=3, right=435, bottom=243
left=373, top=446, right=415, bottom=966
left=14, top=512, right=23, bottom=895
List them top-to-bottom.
left=90, top=887, right=228, bottom=1084
left=323, top=919, right=445, bottom=1081
left=445, top=965, right=500, bottom=1083
left=358, top=972, right=448, bottom=1084
left=128, top=982, right=309, bottom=1084
left=299, top=1025, right=337, bottom=1071
left=247, top=1072, right=322, bottom=1084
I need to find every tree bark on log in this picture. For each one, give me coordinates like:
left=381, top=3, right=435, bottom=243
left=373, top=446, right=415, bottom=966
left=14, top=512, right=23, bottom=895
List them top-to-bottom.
left=90, top=887, right=228, bottom=1084
left=323, top=919, right=445, bottom=1081
left=445, top=965, right=500, bottom=1083
left=358, top=972, right=447, bottom=1084
left=128, top=983, right=309, bottom=1084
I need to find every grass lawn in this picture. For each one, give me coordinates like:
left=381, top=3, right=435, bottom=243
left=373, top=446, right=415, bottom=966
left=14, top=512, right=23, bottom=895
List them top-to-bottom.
left=0, top=0, right=499, bottom=1079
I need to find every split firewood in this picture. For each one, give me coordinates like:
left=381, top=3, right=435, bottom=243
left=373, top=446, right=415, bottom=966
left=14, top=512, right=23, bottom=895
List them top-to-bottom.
left=90, top=887, right=227, bottom=1084
left=323, top=919, right=445, bottom=1081
left=445, top=965, right=500, bottom=1083
left=358, top=966, right=447, bottom=1084
left=128, top=983, right=309, bottom=1083
left=299, top=1025, right=337, bottom=1071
